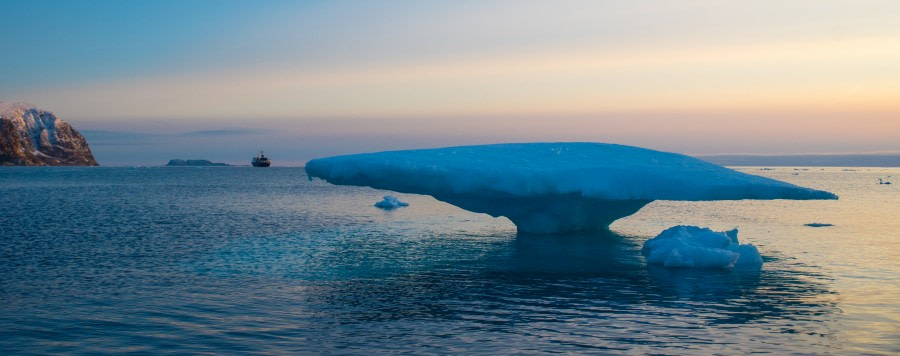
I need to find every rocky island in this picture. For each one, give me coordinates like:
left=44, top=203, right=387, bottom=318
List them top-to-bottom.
left=0, top=102, right=98, bottom=166
left=166, top=159, right=231, bottom=167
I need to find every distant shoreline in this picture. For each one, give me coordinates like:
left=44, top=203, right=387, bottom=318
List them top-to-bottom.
left=4, top=154, right=900, bottom=168
left=697, top=154, right=900, bottom=167
left=165, top=159, right=232, bottom=167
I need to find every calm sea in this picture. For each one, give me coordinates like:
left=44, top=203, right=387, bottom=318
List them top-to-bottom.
left=1, top=167, right=897, bottom=354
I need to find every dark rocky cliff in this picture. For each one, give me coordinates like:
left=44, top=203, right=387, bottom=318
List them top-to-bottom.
left=0, top=103, right=98, bottom=166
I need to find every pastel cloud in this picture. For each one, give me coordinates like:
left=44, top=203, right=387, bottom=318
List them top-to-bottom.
left=17, top=35, right=900, bottom=119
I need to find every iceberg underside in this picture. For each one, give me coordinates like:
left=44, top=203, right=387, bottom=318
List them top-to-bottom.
left=305, top=143, right=837, bottom=233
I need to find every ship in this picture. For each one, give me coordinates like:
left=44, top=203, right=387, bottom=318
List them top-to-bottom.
left=252, top=151, right=271, bottom=167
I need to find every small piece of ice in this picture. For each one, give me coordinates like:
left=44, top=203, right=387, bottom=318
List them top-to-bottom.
left=374, top=195, right=409, bottom=209
left=804, top=223, right=833, bottom=227
left=642, top=225, right=763, bottom=269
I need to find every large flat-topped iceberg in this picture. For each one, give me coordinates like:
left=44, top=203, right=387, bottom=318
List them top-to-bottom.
left=306, top=143, right=837, bottom=233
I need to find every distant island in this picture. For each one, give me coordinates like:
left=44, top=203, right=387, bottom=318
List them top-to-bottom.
left=166, top=159, right=231, bottom=167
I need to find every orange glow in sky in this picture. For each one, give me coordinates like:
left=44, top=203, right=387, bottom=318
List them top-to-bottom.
left=2, top=1, right=899, bottom=162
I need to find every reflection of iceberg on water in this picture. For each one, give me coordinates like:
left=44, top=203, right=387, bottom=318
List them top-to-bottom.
left=306, top=143, right=837, bottom=234
left=642, top=226, right=762, bottom=269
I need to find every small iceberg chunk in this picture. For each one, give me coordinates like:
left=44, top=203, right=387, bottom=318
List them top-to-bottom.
left=374, top=195, right=409, bottom=209
left=804, top=222, right=833, bottom=227
left=642, top=226, right=763, bottom=269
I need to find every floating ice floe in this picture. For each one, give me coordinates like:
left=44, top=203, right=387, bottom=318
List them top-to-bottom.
left=306, top=143, right=837, bottom=233
left=374, top=195, right=409, bottom=209
left=804, top=223, right=833, bottom=227
left=642, top=226, right=763, bottom=269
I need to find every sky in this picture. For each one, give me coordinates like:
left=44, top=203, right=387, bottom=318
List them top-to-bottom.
left=1, top=0, right=899, bottom=165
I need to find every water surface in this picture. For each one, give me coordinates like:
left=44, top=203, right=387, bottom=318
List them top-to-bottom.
left=1, top=167, right=897, bottom=353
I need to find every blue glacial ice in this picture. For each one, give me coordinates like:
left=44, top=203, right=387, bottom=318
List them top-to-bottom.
left=305, top=143, right=837, bottom=233
left=374, top=195, right=409, bottom=209
left=642, top=225, right=763, bottom=269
